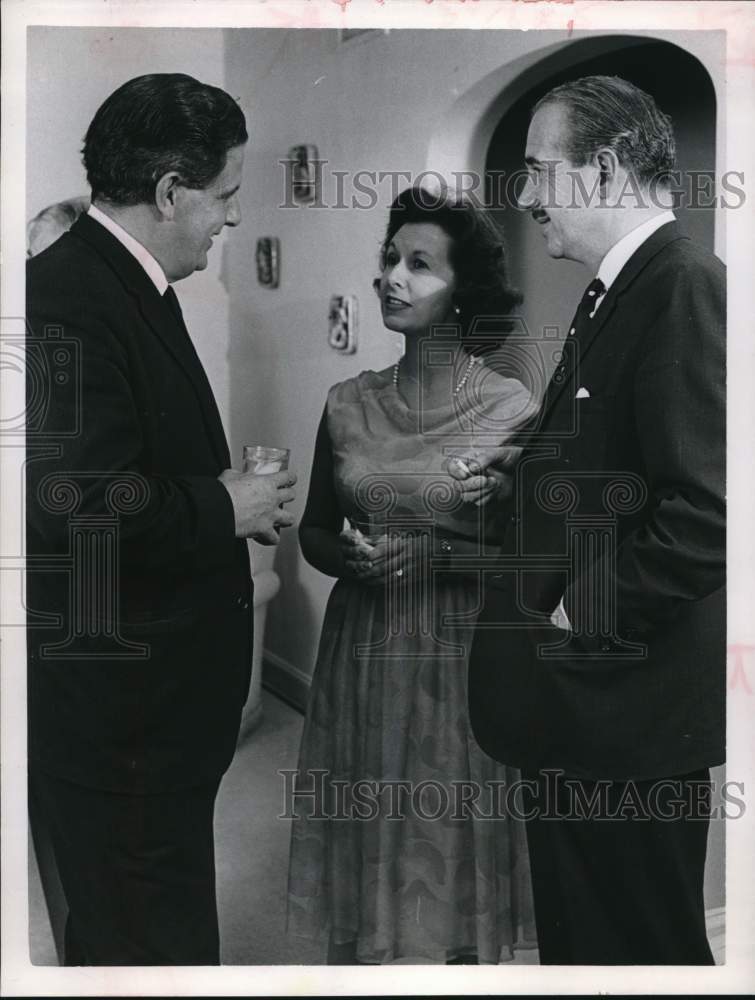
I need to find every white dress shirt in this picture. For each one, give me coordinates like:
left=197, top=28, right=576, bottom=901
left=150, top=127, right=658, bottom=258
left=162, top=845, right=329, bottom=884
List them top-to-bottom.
left=87, top=204, right=169, bottom=295
left=551, top=210, right=676, bottom=631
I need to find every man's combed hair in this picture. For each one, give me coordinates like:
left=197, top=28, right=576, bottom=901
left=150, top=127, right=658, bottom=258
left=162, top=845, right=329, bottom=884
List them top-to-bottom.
left=83, top=73, right=248, bottom=206
left=534, top=75, right=676, bottom=186
left=380, top=186, right=521, bottom=341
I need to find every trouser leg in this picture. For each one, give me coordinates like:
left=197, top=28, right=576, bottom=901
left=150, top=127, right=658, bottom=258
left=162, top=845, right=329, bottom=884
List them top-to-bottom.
left=29, top=767, right=222, bottom=966
left=524, top=768, right=714, bottom=965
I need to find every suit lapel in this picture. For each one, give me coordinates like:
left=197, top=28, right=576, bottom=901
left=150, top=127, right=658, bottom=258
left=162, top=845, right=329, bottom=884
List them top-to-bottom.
left=70, top=215, right=231, bottom=468
left=541, top=222, right=689, bottom=420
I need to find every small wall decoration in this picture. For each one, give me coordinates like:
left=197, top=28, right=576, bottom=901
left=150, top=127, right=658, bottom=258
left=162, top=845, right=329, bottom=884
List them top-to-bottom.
left=288, top=144, right=320, bottom=205
left=256, top=237, right=280, bottom=288
left=328, top=295, right=358, bottom=354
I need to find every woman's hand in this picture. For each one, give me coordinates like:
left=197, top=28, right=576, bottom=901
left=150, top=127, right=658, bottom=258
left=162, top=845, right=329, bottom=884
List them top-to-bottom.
left=446, top=446, right=521, bottom=506
left=339, top=527, right=378, bottom=580
left=341, top=529, right=426, bottom=585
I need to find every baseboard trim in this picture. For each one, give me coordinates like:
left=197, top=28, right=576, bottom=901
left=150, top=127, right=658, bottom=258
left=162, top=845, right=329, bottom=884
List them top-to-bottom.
left=262, top=650, right=310, bottom=715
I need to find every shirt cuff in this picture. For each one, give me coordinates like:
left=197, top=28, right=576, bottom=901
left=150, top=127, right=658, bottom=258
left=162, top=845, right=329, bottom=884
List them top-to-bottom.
left=550, top=597, right=572, bottom=631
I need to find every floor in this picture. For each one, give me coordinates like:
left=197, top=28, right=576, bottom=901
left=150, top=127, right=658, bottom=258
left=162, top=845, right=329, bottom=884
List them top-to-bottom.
left=29, top=691, right=724, bottom=967
left=215, top=692, right=322, bottom=964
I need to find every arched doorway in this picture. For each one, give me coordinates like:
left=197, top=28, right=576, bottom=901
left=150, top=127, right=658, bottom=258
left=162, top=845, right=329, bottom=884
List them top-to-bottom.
left=485, top=37, right=717, bottom=350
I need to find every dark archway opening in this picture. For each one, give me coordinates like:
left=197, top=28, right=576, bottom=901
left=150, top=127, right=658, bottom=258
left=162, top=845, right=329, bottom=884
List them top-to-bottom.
left=486, top=39, right=717, bottom=344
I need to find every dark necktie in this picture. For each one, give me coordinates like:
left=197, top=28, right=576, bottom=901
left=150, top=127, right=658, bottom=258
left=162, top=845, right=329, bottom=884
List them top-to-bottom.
left=567, top=276, right=606, bottom=339
left=549, top=277, right=606, bottom=392
left=163, top=284, right=185, bottom=329
left=162, top=285, right=230, bottom=467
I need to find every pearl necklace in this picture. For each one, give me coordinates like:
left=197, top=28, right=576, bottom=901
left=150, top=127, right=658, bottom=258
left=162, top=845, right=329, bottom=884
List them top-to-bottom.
left=393, top=354, right=480, bottom=397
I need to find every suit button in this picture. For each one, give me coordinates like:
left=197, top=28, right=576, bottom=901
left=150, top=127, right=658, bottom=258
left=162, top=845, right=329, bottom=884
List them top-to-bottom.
left=600, top=641, right=612, bottom=652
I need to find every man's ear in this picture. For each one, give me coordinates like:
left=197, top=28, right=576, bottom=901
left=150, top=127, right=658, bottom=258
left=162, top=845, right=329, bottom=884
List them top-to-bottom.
left=594, top=148, right=620, bottom=196
left=154, top=172, right=182, bottom=220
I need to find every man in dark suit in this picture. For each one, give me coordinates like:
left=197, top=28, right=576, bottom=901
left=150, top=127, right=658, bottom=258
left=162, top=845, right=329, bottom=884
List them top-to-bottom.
left=26, top=73, right=297, bottom=965
left=467, top=76, right=725, bottom=964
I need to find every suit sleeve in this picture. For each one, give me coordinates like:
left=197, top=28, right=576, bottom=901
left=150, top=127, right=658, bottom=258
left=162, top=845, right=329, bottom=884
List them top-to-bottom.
left=564, top=253, right=726, bottom=637
left=26, top=306, right=238, bottom=573
left=300, top=406, right=342, bottom=535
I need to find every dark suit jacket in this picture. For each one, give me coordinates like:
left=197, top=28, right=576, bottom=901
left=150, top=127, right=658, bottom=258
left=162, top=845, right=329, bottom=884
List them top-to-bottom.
left=26, top=214, right=253, bottom=794
left=468, top=222, right=725, bottom=781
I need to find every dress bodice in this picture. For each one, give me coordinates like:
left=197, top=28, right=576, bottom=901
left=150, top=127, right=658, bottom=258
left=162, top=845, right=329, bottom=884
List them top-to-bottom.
left=326, top=363, right=535, bottom=540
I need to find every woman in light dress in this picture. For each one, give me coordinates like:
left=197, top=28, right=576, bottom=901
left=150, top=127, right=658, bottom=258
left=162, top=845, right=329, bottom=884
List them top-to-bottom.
left=287, top=187, right=538, bottom=965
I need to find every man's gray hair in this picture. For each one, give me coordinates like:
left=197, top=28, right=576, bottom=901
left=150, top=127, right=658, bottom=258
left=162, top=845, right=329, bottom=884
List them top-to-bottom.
left=533, top=75, right=676, bottom=186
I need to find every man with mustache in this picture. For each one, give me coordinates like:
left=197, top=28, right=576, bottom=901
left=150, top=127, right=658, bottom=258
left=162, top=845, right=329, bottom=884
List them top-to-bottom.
left=26, top=73, right=296, bottom=965
left=467, top=76, right=725, bottom=964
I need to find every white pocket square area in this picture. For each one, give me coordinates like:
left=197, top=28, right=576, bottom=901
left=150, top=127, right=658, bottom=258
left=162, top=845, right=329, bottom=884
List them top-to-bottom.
left=575, top=386, right=591, bottom=399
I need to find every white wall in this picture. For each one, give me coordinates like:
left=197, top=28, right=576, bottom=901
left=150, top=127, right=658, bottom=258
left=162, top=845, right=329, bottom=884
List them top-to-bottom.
left=27, top=26, right=233, bottom=420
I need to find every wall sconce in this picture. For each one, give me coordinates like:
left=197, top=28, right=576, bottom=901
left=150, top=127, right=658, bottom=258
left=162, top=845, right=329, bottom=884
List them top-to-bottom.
left=288, top=144, right=320, bottom=205
left=256, top=237, right=280, bottom=288
left=328, top=295, right=357, bottom=354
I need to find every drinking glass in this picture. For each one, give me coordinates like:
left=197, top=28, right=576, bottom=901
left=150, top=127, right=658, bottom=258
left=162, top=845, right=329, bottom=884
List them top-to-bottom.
left=242, top=445, right=290, bottom=475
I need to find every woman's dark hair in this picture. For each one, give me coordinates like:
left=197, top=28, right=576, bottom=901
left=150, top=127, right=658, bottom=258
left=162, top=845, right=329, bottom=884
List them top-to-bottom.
left=83, top=73, right=248, bottom=206
left=533, top=75, right=676, bottom=186
left=380, top=186, right=521, bottom=343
